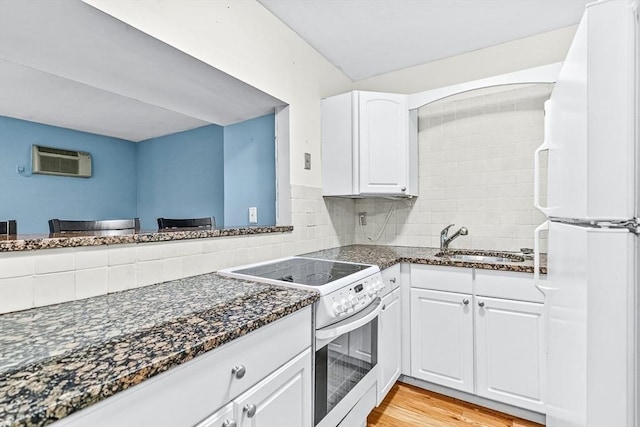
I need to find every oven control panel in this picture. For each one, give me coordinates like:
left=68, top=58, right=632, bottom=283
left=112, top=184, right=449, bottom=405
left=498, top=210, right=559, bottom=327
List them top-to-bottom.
left=316, top=272, right=384, bottom=328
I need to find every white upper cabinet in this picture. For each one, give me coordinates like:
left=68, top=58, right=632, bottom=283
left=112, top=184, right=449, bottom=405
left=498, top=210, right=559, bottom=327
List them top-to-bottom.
left=321, top=91, right=417, bottom=197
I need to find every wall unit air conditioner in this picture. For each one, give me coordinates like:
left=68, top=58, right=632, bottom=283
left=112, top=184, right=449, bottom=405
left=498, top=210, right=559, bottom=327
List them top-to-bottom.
left=32, top=145, right=92, bottom=178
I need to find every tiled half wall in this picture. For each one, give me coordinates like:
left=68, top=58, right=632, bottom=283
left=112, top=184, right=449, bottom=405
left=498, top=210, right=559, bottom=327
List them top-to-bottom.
left=0, top=185, right=355, bottom=313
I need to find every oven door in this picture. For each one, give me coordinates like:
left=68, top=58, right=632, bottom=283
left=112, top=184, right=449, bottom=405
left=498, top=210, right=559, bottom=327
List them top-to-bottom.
left=314, top=298, right=381, bottom=427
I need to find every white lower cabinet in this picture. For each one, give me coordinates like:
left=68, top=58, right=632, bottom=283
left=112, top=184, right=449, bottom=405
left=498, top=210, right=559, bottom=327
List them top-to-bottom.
left=408, top=264, right=546, bottom=414
left=378, top=287, right=401, bottom=403
left=409, top=288, right=474, bottom=393
left=475, top=297, right=544, bottom=413
left=52, top=308, right=313, bottom=427
left=203, top=349, right=312, bottom=427
left=196, top=403, right=235, bottom=427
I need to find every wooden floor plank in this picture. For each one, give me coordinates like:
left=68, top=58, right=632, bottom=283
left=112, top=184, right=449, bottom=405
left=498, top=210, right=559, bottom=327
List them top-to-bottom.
left=367, top=382, right=544, bottom=427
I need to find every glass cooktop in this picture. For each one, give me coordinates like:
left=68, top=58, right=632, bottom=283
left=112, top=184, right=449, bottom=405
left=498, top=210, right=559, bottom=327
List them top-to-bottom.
left=232, top=257, right=370, bottom=286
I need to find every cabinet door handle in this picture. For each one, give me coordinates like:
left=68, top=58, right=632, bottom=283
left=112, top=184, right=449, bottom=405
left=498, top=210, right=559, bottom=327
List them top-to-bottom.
left=401, top=187, right=406, bottom=192
left=389, top=277, right=396, bottom=284
left=462, top=298, right=469, bottom=305
left=478, top=301, right=485, bottom=308
left=382, top=304, right=386, bottom=310
left=231, top=365, right=246, bottom=379
left=244, top=404, right=257, bottom=418
left=222, top=420, right=237, bottom=427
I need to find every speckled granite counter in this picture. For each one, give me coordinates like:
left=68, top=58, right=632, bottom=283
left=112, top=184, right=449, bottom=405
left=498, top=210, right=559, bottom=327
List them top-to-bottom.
left=0, top=225, right=294, bottom=252
left=302, top=244, right=547, bottom=274
left=0, top=274, right=318, bottom=427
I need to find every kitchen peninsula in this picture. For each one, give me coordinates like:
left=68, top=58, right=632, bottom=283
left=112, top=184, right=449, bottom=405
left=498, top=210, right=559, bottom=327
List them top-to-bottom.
left=0, top=244, right=545, bottom=427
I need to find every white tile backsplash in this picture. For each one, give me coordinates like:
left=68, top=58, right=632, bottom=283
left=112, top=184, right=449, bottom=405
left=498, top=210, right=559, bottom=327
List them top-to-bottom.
left=356, top=84, right=552, bottom=252
left=181, top=240, right=204, bottom=257
left=136, top=243, right=165, bottom=262
left=107, top=245, right=137, bottom=266
left=75, top=247, right=109, bottom=270
left=34, top=249, right=75, bottom=274
left=0, top=253, right=35, bottom=279
left=183, top=254, right=206, bottom=277
left=161, top=257, right=184, bottom=282
left=136, top=260, right=164, bottom=288
left=107, top=264, right=136, bottom=293
left=75, top=268, right=108, bottom=299
left=33, top=272, right=75, bottom=306
left=0, top=276, right=33, bottom=312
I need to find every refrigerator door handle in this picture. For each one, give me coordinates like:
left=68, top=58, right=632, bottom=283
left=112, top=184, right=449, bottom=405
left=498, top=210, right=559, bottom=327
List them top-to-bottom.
left=534, top=100, right=553, bottom=216
left=533, top=141, right=550, bottom=215
left=533, top=221, right=550, bottom=295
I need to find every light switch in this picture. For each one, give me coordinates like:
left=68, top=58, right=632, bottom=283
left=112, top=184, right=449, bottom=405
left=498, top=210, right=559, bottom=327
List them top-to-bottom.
left=304, top=153, right=311, bottom=170
left=249, top=207, right=258, bottom=224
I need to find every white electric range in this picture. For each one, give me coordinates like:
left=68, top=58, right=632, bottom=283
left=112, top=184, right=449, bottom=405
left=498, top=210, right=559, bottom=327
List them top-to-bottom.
left=219, top=256, right=384, bottom=427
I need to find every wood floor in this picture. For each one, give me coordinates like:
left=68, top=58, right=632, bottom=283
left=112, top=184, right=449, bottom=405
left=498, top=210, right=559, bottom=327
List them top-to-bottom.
left=367, top=382, right=544, bottom=427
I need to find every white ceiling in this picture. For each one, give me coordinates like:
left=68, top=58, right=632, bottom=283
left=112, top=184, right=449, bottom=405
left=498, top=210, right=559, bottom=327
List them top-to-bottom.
left=0, top=0, right=285, bottom=142
left=0, top=0, right=590, bottom=141
left=258, top=0, right=591, bottom=81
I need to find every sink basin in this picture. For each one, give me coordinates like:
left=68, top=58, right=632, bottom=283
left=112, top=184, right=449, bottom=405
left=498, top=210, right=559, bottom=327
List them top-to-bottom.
left=435, top=250, right=525, bottom=263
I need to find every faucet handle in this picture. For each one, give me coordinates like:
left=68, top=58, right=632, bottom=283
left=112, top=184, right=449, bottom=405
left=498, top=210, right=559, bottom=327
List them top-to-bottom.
left=441, top=224, right=455, bottom=236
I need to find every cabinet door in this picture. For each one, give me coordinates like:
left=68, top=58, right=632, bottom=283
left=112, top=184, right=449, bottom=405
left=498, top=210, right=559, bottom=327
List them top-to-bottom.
left=358, top=92, right=408, bottom=195
left=380, top=264, right=400, bottom=297
left=378, top=288, right=401, bottom=404
left=410, top=288, right=473, bottom=393
left=475, top=297, right=544, bottom=412
left=235, top=349, right=312, bottom=427
left=196, top=403, right=235, bottom=427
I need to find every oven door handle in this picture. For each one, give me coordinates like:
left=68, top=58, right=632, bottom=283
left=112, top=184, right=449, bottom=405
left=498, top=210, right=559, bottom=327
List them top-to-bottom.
left=316, top=297, right=382, bottom=342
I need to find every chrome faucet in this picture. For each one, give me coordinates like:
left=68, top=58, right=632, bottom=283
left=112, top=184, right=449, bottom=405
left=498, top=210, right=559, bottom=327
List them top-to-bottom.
left=440, top=224, right=468, bottom=250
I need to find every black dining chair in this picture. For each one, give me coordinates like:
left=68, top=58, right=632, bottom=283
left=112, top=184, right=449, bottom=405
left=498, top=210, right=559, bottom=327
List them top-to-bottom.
left=157, top=217, right=215, bottom=230
left=48, top=218, right=140, bottom=233
left=0, top=220, right=17, bottom=235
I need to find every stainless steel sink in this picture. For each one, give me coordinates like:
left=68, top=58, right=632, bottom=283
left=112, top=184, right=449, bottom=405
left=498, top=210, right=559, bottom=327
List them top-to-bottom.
left=435, top=251, right=525, bottom=263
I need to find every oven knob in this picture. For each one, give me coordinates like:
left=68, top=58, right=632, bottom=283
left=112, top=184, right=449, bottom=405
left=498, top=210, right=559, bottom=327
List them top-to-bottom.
left=348, top=294, right=357, bottom=306
left=342, top=297, right=352, bottom=309
left=332, top=301, right=344, bottom=315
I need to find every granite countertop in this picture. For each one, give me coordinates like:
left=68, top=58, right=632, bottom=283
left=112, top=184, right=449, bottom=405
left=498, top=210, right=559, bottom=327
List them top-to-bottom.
left=0, top=225, right=294, bottom=252
left=0, top=243, right=544, bottom=426
left=301, top=244, right=547, bottom=274
left=0, top=274, right=318, bottom=427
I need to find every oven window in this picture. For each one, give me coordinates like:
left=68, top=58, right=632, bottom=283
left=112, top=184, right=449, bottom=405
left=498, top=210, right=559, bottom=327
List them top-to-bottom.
left=315, top=316, right=378, bottom=425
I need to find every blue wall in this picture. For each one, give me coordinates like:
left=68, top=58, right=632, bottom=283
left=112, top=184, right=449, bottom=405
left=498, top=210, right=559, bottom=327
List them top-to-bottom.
left=224, top=114, right=276, bottom=227
left=0, top=115, right=276, bottom=234
left=0, top=116, right=137, bottom=234
left=136, top=124, right=225, bottom=230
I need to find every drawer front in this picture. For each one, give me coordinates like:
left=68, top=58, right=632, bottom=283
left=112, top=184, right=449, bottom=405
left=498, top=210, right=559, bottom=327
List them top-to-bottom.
left=380, top=263, right=400, bottom=297
left=410, top=264, right=472, bottom=294
left=474, top=270, right=544, bottom=303
left=54, top=307, right=312, bottom=427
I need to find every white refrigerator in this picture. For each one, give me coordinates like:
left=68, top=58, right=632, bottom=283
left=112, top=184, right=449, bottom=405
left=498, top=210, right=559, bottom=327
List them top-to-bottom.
left=533, top=1, right=639, bottom=426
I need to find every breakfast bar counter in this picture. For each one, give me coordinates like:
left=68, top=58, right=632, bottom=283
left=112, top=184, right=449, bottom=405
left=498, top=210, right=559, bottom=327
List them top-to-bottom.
left=0, top=274, right=318, bottom=427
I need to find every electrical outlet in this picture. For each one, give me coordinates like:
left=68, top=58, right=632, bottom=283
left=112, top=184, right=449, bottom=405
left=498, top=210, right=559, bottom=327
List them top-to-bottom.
left=304, top=152, right=311, bottom=170
left=249, top=207, right=258, bottom=224
left=358, top=212, right=367, bottom=226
